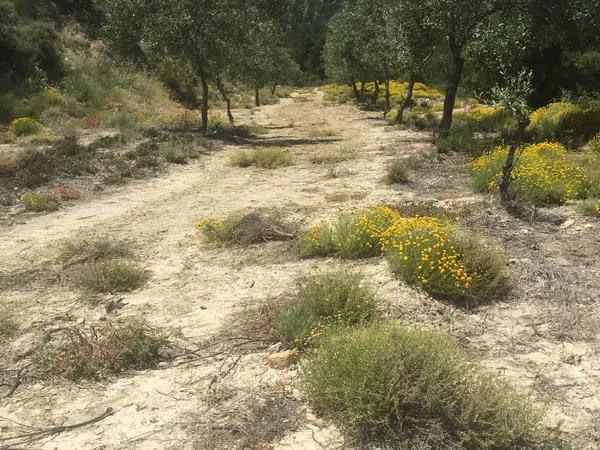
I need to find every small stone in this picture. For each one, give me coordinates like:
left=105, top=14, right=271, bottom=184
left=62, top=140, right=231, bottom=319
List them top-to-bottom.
left=560, top=219, right=575, bottom=230
left=266, top=350, right=298, bottom=369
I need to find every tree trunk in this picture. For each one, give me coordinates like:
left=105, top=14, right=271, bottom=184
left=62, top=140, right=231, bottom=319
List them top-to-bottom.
left=439, top=50, right=464, bottom=137
left=199, top=72, right=209, bottom=132
left=395, top=75, right=415, bottom=124
left=350, top=76, right=360, bottom=100
left=216, top=78, right=234, bottom=125
left=384, top=79, right=391, bottom=114
left=359, top=80, right=365, bottom=101
left=372, top=80, right=380, bottom=105
left=271, top=84, right=277, bottom=95
left=255, top=86, right=260, bottom=107
left=499, top=116, right=530, bottom=209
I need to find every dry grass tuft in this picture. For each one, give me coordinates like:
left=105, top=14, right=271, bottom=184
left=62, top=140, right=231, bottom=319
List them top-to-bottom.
left=228, top=147, right=293, bottom=169
left=195, top=209, right=297, bottom=246
left=58, top=236, right=133, bottom=265
left=73, top=259, right=149, bottom=294
left=36, top=321, right=168, bottom=380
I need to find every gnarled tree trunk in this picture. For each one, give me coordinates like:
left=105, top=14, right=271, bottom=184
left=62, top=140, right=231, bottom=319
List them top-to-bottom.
left=439, top=46, right=464, bottom=137
left=395, top=75, right=415, bottom=124
left=216, top=76, right=234, bottom=124
left=350, top=76, right=360, bottom=100
left=372, top=80, right=380, bottom=105
left=255, top=86, right=260, bottom=107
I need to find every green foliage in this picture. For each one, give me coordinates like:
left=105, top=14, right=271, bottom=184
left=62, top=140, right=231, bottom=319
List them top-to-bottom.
left=0, top=0, right=64, bottom=89
left=528, top=102, right=600, bottom=146
left=453, top=107, right=515, bottom=133
left=436, top=121, right=496, bottom=155
left=228, top=147, right=293, bottom=169
left=20, top=192, right=61, bottom=212
left=577, top=199, right=600, bottom=217
left=195, top=210, right=296, bottom=246
left=74, top=260, right=149, bottom=294
left=275, top=272, right=379, bottom=348
left=37, top=321, right=168, bottom=380
left=303, top=324, right=546, bottom=448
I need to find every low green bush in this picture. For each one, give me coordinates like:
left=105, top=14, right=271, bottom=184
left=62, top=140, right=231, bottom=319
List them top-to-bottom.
left=527, top=102, right=600, bottom=146
left=453, top=106, right=515, bottom=133
left=436, top=121, right=496, bottom=155
left=385, top=160, right=409, bottom=184
left=20, top=192, right=61, bottom=212
left=577, top=198, right=600, bottom=217
left=74, top=260, right=149, bottom=294
left=275, top=272, right=378, bottom=348
left=303, top=324, right=546, bottom=449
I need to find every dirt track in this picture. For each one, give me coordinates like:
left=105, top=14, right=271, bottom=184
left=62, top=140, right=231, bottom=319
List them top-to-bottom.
left=1, top=91, right=599, bottom=449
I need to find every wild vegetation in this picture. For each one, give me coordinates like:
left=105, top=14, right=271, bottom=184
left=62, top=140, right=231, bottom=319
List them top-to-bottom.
left=2, top=0, right=599, bottom=448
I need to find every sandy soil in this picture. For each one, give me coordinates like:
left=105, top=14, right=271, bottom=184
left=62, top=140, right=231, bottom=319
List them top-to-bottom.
left=1, top=91, right=599, bottom=449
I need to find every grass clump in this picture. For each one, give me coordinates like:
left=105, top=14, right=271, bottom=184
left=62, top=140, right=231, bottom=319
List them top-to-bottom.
left=9, top=117, right=43, bottom=136
left=468, top=142, right=588, bottom=205
left=228, top=147, right=293, bottom=169
left=308, top=147, right=354, bottom=164
left=385, top=160, right=409, bottom=184
left=20, top=192, right=61, bottom=212
left=577, top=198, right=600, bottom=217
left=298, top=206, right=401, bottom=259
left=195, top=209, right=296, bottom=246
left=58, top=236, right=133, bottom=265
left=75, top=260, right=148, bottom=294
left=275, top=272, right=378, bottom=348
left=0, top=316, right=19, bottom=341
left=37, top=321, right=168, bottom=380
left=303, top=324, right=546, bottom=449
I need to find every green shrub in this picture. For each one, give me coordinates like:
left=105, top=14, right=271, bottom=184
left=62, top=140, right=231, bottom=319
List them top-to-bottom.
left=405, top=109, right=438, bottom=130
left=10, top=117, right=43, bottom=136
left=436, top=121, right=495, bottom=155
left=587, top=133, right=600, bottom=154
left=162, top=144, right=190, bottom=164
left=228, top=147, right=293, bottom=169
left=385, top=160, right=409, bottom=184
left=20, top=192, right=61, bottom=212
left=577, top=199, right=600, bottom=217
left=195, top=209, right=296, bottom=246
left=74, top=260, right=149, bottom=294
left=275, top=272, right=378, bottom=348
left=37, top=321, right=168, bottom=380
left=303, top=324, right=546, bottom=448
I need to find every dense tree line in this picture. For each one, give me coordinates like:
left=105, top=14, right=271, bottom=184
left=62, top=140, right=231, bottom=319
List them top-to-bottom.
left=323, top=0, right=600, bottom=134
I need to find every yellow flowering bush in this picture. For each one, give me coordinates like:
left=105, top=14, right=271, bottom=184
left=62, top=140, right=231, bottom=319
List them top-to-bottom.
left=528, top=102, right=600, bottom=143
left=454, top=106, right=513, bottom=132
left=10, top=117, right=43, bottom=136
left=468, top=142, right=587, bottom=205
left=20, top=192, right=61, bottom=212
left=298, top=206, right=402, bottom=259
left=299, top=206, right=509, bottom=306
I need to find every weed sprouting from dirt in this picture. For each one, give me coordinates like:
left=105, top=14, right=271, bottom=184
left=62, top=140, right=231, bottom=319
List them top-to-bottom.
left=195, top=209, right=297, bottom=246
left=36, top=321, right=168, bottom=380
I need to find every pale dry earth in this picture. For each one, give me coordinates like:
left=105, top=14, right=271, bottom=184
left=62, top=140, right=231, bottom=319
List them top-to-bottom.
left=1, top=91, right=599, bottom=449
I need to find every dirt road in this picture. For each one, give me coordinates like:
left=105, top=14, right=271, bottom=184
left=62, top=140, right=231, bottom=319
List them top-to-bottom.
left=1, top=91, right=599, bottom=449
